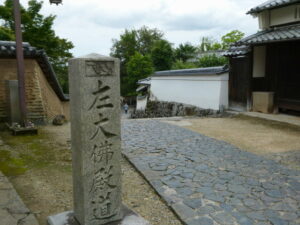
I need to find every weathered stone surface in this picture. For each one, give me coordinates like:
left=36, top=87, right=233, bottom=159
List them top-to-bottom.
left=69, top=54, right=122, bottom=225
left=131, top=101, right=225, bottom=119
left=52, top=115, right=66, bottom=125
left=122, top=119, right=300, bottom=225
left=0, top=171, right=39, bottom=225
left=47, top=205, right=150, bottom=225
left=0, top=209, right=18, bottom=224
left=186, top=216, right=214, bottom=225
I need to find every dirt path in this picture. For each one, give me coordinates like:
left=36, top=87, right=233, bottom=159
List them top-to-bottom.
left=163, top=115, right=300, bottom=169
left=0, top=123, right=182, bottom=225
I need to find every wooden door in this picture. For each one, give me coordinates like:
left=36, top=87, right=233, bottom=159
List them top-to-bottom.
left=229, top=56, right=252, bottom=111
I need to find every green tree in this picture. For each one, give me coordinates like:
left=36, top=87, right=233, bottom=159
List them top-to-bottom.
left=0, top=0, right=73, bottom=93
left=0, top=26, right=14, bottom=40
left=111, top=26, right=164, bottom=96
left=111, top=26, right=163, bottom=64
left=221, top=30, right=245, bottom=49
left=199, top=37, right=222, bottom=52
left=151, top=39, right=173, bottom=71
left=174, top=43, right=197, bottom=62
left=126, top=52, right=154, bottom=96
left=197, top=54, right=228, bottom=67
left=172, top=60, right=197, bottom=70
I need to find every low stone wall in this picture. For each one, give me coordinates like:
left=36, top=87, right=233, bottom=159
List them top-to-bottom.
left=131, top=101, right=222, bottom=119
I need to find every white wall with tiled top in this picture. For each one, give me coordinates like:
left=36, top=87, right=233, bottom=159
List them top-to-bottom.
left=150, top=74, right=229, bottom=110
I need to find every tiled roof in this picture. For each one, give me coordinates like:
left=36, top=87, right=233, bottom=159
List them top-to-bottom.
left=247, top=0, right=300, bottom=14
left=235, top=24, right=300, bottom=46
left=0, top=41, right=68, bottom=101
left=223, top=45, right=251, bottom=56
left=152, top=65, right=229, bottom=77
left=137, top=77, right=151, bottom=85
left=136, top=78, right=151, bottom=92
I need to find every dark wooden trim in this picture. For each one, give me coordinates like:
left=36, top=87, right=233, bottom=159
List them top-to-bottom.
left=278, top=98, right=300, bottom=111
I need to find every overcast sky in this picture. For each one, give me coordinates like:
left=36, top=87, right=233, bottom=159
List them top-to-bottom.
left=15, top=0, right=264, bottom=56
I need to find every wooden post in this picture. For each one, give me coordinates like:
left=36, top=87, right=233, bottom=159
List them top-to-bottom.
left=13, top=0, right=27, bottom=126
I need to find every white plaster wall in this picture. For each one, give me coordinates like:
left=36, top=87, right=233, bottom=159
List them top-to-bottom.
left=258, top=5, right=300, bottom=29
left=270, top=5, right=300, bottom=27
left=258, top=11, right=270, bottom=30
left=253, top=46, right=266, bottom=78
left=150, top=74, right=228, bottom=110
left=220, top=80, right=229, bottom=109
left=136, top=97, right=147, bottom=110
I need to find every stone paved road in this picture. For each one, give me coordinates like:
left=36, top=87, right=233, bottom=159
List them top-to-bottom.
left=122, top=120, right=300, bottom=225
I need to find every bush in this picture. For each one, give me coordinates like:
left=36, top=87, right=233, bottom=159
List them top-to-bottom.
left=197, top=54, right=228, bottom=67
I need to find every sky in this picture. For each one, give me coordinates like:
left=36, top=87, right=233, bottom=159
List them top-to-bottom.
left=13, top=0, right=265, bottom=57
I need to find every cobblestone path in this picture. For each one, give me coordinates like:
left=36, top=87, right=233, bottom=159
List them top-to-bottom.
left=122, top=120, right=300, bottom=225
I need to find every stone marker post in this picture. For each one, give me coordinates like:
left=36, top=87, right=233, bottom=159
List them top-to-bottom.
left=47, top=53, right=150, bottom=225
left=69, top=54, right=122, bottom=225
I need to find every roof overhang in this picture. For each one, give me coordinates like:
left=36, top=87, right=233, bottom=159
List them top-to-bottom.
left=247, top=0, right=300, bottom=15
left=225, top=24, right=300, bottom=56
left=152, top=66, right=229, bottom=77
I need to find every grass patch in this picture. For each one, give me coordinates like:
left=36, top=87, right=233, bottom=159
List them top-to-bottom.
left=0, top=128, right=71, bottom=176
left=0, top=150, right=27, bottom=176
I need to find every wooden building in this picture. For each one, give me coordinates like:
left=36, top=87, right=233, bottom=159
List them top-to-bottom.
left=224, top=0, right=300, bottom=113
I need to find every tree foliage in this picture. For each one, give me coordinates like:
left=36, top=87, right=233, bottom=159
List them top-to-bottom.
left=0, top=0, right=73, bottom=93
left=0, top=26, right=14, bottom=40
left=111, top=26, right=164, bottom=96
left=111, top=26, right=163, bottom=64
left=111, top=28, right=244, bottom=96
left=199, top=30, right=245, bottom=52
left=221, top=30, right=244, bottom=49
left=199, top=37, right=222, bottom=52
left=151, top=39, right=173, bottom=71
left=174, top=43, right=197, bottom=63
left=126, top=52, right=154, bottom=96
left=197, top=54, right=228, bottom=67
left=172, top=60, right=197, bottom=70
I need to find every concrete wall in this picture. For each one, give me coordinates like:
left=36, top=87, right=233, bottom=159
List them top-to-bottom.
left=253, top=46, right=266, bottom=78
left=0, top=58, right=69, bottom=123
left=150, top=74, right=229, bottom=110
left=136, top=96, right=148, bottom=110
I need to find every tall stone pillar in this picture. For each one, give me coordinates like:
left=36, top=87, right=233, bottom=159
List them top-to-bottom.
left=47, top=53, right=150, bottom=225
left=69, top=54, right=122, bottom=225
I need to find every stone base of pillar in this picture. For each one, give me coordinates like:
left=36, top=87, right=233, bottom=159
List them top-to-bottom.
left=47, top=204, right=151, bottom=225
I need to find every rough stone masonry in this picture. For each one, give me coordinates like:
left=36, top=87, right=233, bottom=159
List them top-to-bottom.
left=69, top=54, right=122, bottom=225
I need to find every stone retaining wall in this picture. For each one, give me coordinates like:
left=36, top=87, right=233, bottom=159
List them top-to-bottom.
left=131, top=101, right=222, bottom=119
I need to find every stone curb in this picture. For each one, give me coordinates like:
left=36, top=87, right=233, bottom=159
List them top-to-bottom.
left=122, top=153, right=185, bottom=225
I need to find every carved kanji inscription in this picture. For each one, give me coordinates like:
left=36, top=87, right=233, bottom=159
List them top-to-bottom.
left=86, top=61, right=114, bottom=77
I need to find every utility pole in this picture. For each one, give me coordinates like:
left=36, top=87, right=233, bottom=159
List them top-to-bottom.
left=12, top=0, right=62, bottom=127
left=13, top=0, right=27, bottom=127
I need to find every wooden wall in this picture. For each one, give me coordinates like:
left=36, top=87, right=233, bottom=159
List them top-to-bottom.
left=253, top=40, right=300, bottom=111
left=228, top=55, right=252, bottom=111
